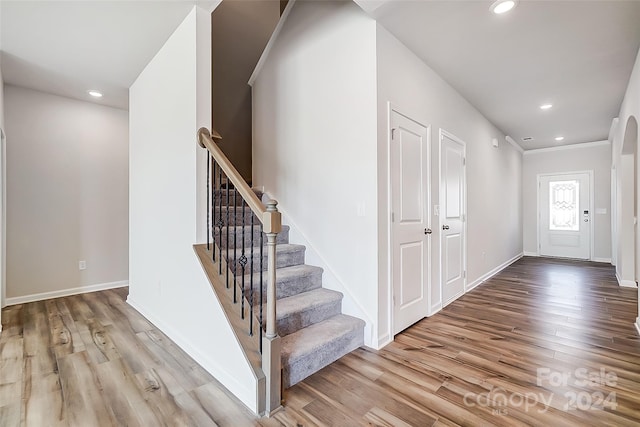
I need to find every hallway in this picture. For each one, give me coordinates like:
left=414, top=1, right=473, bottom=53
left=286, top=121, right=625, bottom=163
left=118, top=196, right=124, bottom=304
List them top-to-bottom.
left=0, top=257, right=638, bottom=426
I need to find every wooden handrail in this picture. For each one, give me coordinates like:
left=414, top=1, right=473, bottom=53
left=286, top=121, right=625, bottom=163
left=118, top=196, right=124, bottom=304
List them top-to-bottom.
left=198, top=127, right=266, bottom=217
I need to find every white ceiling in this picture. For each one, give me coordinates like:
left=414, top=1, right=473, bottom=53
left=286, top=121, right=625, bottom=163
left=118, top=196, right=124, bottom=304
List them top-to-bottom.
left=1, top=0, right=218, bottom=110
left=358, top=0, right=640, bottom=150
left=2, top=1, right=640, bottom=150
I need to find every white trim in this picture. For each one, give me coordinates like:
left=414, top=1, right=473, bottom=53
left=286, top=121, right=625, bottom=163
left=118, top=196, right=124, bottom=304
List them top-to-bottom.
left=248, top=0, right=297, bottom=87
left=0, top=127, right=5, bottom=313
left=438, top=129, right=467, bottom=310
left=505, top=135, right=524, bottom=154
left=523, top=140, right=610, bottom=155
left=536, top=170, right=595, bottom=261
left=523, top=251, right=539, bottom=257
left=466, top=253, right=523, bottom=292
left=592, top=257, right=612, bottom=264
left=616, top=272, right=637, bottom=288
left=4, top=280, right=128, bottom=306
left=127, top=297, right=258, bottom=414
left=429, top=302, right=443, bottom=316
left=635, top=318, right=640, bottom=336
left=377, top=333, right=391, bottom=349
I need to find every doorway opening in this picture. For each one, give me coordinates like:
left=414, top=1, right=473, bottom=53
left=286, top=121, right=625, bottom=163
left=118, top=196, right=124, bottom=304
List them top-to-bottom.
left=618, top=116, right=638, bottom=286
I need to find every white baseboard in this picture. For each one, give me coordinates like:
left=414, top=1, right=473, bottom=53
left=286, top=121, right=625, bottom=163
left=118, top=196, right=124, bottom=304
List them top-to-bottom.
left=523, top=251, right=538, bottom=257
left=466, top=253, right=523, bottom=292
left=592, top=257, right=612, bottom=263
left=616, top=272, right=638, bottom=288
left=4, top=280, right=128, bottom=306
left=126, top=297, right=258, bottom=414
left=429, top=303, right=443, bottom=317
left=635, top=318, right=640, bottom=336
left=377, top=333, right=391, bottom=349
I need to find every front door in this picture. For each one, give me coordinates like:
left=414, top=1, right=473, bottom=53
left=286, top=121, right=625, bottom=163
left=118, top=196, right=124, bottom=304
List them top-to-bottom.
left=390, top=110, right=431, bottom=334
left=440, top=131, right=466, bottom=306
left=539, top=172, right=591, bottom=259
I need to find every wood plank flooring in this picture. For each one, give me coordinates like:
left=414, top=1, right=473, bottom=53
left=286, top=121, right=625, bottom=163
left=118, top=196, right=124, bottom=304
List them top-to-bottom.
left=1, top=256, right=639, bottom=426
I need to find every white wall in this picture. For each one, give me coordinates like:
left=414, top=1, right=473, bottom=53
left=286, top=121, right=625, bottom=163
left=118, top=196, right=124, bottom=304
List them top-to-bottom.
left=252, top=1, right=379, bottom=346
left=128, top=6, right=260, bottom=414
left=376, top=26, right=523, bottom=345
left=610, top=46, right=640, bottom=329
left=0, top=63, right=5, bottom=327
left=4, top=86, right=128, bottom=303
left=522, top=142, right=612, bottom=261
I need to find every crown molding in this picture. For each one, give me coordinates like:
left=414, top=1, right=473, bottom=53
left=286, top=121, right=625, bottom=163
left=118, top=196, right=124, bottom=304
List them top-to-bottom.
left=523, top=140, right=610, bottom=155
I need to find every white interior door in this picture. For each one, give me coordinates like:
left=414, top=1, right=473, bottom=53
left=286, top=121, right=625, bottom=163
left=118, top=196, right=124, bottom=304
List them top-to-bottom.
left=390, top=111, right=430, bottom=334
left=440, top=132, right=466, bottom=306
left=539, top=172, right=591, bottom=259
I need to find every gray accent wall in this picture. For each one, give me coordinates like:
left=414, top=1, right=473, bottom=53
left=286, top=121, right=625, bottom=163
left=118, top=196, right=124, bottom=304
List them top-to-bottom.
left=4, top=85, right=129, bottom=300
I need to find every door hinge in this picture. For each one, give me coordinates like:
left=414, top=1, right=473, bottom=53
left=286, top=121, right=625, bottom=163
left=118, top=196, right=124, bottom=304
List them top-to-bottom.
left=391, top=128, right=397, bottom=140
left=463, top=157, right=466, bottom=166
left=391, top=212, right=395, bottom=222
left=463, top=271, right=466, bottom=279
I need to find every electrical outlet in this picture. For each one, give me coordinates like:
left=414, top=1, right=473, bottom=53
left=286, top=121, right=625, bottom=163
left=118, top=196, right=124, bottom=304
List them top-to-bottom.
left=79, top=260, right=86, bottom=270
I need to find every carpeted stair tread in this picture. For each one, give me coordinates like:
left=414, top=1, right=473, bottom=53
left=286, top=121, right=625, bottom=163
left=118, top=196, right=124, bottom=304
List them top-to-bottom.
left=215, top=225, right=289, bottom=248
left=226, top=244, right=305, bottom=273
left=243, top=265, right=323, bottom=303
left=276, top=288, right=343, bottom=336
left=281, top=314, right=365, bottom=387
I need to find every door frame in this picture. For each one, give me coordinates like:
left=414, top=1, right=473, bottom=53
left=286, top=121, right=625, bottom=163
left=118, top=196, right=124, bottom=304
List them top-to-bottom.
left=386, top=103, right=432, bottom=338
left=1, top=127, right=5, bottom=315
left=438, top=129, right=467, bottom=307
left=536, top=170, right=595, bottom=260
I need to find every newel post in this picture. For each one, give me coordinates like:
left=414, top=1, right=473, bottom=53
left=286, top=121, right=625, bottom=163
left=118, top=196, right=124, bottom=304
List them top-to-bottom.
left=262, top=199, right=282, bottom=415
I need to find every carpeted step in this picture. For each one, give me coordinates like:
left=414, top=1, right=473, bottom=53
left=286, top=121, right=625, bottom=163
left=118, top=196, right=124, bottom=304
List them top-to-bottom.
left=214, top=225, right=289, bottom=249
left=226, top=244, right=305, bottom=274
left=243, top=265, right=323, bottom=305
left=276, top=288, right=343, bottom=337
left=281, top=314, right=365, bottom=388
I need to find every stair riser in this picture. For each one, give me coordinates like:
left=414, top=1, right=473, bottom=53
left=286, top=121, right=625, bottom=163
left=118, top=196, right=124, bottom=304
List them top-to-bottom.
left=212, top=190, right=263, bottom=206
left=212, top=207, right=258, bottom=226
left=214, top=226, right=289, bottom=249
left=226, top=248, right=305, bottom=274
left=244, top=270, right=323, bottom=305
left=277, top=300, right=341, bottom=337
left=283, top=327, right=363, bottom=388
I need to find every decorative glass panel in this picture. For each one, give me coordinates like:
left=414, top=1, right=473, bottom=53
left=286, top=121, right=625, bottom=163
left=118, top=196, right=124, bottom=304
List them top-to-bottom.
left=549, top=180, right=579, bottom=231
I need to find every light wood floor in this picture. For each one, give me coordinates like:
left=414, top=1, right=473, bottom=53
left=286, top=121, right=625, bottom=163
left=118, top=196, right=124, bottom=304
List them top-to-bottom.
left=1, top=257, right=639, bottom=426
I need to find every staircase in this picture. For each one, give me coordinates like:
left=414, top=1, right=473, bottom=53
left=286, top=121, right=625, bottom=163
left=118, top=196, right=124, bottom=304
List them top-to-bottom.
left=214, top=189, right=365, bottom=388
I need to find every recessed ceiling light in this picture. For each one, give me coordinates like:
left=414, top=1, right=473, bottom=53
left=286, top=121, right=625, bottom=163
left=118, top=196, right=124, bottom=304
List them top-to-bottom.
left=490, top=0, right=517, bottom=14
left=88, top=90, right=103, bottom=98
left=540, top=104, right=553, bottom=110
left=555, top=136, right=565, bottom=141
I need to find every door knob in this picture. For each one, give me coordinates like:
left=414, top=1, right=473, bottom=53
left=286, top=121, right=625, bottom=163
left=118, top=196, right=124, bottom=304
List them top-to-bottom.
left=442, top=225, right=450, bottom=230
left=424, top=228, right=432, bottom=235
